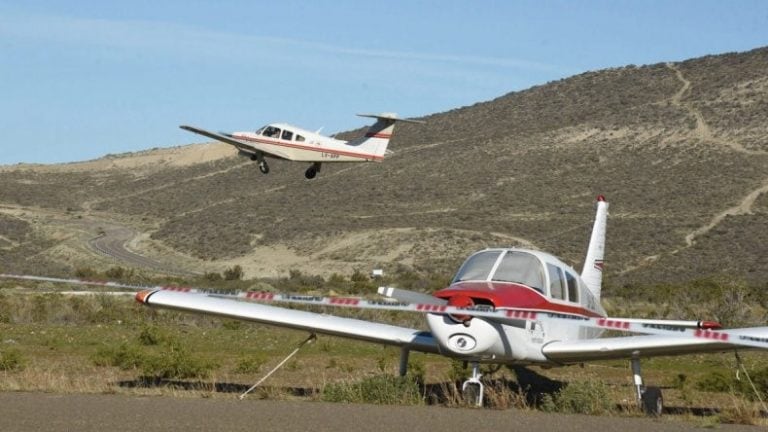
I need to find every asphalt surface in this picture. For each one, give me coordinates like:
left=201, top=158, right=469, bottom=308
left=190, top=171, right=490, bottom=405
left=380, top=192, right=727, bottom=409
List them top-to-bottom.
left=88, top=225, right=196, bottom=276
left=0, top=392, right=759, bottom=432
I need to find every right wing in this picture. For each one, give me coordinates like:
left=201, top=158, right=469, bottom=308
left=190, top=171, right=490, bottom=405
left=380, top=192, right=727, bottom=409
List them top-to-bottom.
left=180, top=125, right=259, bottom=155
left=137, top=289, right=439, bottom=354
left=542, top=327, right=768, bottom=363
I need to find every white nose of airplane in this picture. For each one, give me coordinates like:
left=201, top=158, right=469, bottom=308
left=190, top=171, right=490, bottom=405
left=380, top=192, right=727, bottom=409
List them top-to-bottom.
left=426, top=313, right=506, bottom=358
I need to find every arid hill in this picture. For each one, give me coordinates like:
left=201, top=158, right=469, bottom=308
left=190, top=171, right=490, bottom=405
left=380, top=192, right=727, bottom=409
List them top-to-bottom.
left=1, top=47, right=767, bottom=289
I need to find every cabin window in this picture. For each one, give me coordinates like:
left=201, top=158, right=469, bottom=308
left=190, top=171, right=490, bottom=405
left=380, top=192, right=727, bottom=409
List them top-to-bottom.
left=255, top=126, right=266, bottom=135
left=263, top=126, right=281, bottom=138
left=282, top=130, right=293, bottom=141
left=296, top=135, right=305, bottom=142
left=452, top=250, right=502, bottom=283
left=493, top=251, right=544, bottom=292
left=547, top=264, right=565, bottom=300
left=566, top=272, right=579, bottom=303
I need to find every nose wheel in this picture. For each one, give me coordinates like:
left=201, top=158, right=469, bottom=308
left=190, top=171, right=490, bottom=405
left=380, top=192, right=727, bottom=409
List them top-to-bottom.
left=462, top=361, right=484, bottom=407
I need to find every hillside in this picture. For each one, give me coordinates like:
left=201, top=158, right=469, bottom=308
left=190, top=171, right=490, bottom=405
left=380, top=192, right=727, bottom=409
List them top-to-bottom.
left=1, top=47, right=767, bottom=289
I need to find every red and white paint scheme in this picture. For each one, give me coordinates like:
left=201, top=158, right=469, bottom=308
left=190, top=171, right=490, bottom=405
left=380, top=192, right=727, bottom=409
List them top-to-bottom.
left=180, top=113, right=423, bottom=179
left=4, top=196, right=767, bottom=415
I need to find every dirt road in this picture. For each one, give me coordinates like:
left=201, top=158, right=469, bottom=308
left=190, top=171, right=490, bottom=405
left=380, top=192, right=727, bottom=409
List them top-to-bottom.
left=0, top=392, right=757, bottom=432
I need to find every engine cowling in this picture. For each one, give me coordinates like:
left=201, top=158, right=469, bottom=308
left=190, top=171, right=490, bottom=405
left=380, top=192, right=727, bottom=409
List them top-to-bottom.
left=426, top=312, right=506, bottom=358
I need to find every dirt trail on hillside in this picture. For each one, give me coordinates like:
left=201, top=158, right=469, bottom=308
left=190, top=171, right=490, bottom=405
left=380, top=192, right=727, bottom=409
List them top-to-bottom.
left=666, top=63, right=766, bottom=155
left=619, top=66, right=768, bottom=276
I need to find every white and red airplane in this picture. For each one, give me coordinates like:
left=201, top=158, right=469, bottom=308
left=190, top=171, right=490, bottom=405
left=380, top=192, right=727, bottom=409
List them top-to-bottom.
left=180, top=113, right=424, bottom=179
left=4, top=196, right=768, bottom=415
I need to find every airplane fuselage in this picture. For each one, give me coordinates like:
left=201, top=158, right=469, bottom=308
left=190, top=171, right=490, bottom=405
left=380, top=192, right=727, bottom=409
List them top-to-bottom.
left=231, top=123, right=384, bottom=163
left=424, top=248, right=606, bottom=364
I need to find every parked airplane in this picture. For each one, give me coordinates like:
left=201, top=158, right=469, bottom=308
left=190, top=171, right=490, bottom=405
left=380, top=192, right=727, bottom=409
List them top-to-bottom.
left=180, top=113, right=424, bottom=179
left=3, top=196, right=767, bottom=415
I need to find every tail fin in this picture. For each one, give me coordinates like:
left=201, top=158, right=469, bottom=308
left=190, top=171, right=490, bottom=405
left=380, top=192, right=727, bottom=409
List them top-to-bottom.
left=346, top=113, right=424, bottom=158
left=581, top=195, right=609, bottom=299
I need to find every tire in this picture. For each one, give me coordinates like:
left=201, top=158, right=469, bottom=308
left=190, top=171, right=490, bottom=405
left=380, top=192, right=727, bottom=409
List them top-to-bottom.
left=259, top=161, right=270, bottom=174
left=305, top=167, right=317, bottom=179
left=463, top=383, right=481, bottom=406
left=641, top=386, right=663, bottom=417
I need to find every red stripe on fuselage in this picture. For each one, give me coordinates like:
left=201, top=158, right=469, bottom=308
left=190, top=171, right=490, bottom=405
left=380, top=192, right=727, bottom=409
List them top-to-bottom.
left=365, top=132, right=391, bottom=138
left=232, top=134, right=385, bottom=161
left=433, top=281, right=604, bottom=318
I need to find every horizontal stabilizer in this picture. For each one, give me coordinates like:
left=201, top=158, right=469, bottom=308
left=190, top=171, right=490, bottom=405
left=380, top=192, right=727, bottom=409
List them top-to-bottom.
left=356, top=113, right=426, bottom=124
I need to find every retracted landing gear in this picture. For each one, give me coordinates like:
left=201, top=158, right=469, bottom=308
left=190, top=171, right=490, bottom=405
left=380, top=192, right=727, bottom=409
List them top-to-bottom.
left=305, top=162, right=322, bottom=179
left=631, top=357, right=663, bottom=416
left=462, top=361, right=484, bottom=407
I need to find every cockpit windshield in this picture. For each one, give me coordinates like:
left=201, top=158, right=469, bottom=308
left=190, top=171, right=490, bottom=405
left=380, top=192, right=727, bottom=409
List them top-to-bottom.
left=261, top=126, right=281, bottom=138
left=451, top=250, right=545, bottom=292
left=452, top=250, right=501, bottom=283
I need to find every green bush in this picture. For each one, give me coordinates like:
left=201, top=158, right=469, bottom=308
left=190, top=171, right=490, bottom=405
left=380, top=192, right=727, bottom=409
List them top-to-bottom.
left=140, top=342, right=217, bottom=379
left=92, top=343, right=145, bottom=370
left=0, top=349, right=25, bottom=371
left=234, top=356, right=265, bottom=374
left=322, top=374, right=423, bottom=405
left=540, top=380, right=614, bottom=415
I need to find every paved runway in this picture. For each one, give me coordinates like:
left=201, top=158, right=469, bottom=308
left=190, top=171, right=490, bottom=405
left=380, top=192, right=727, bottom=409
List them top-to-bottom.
left=0, top=392, right=759, bottom=432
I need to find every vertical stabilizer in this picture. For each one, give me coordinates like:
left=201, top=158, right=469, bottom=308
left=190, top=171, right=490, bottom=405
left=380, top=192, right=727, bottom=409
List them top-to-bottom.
left=347, top=113, right=424, bottom=158
left=581, top=195, right=609, bottom=299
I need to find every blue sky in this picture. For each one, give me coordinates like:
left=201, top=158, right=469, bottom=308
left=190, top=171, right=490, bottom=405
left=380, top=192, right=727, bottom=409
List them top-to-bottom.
left=1, top=1, right=767, bottom=164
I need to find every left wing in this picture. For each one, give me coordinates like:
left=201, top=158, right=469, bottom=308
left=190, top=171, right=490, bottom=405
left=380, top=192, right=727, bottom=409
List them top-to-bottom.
left=180, top=125, right=260, bottom=155
left=136, top=289, right=439, bottom=354
left=542, top=327, right=768, bottom=363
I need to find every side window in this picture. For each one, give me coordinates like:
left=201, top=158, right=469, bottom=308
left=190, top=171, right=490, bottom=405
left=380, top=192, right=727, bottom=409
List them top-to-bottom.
left=282, top=130, right=293, bottom=141
left=296, top=135, right=305, bottom=142
left=547, top=264, right=565, bottom=300
left=566, top=272, right=579, bottom=303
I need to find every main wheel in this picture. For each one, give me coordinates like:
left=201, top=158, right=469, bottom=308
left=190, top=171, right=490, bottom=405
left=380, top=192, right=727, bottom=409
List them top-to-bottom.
left=258, top=161, right=270, bottom=174
left=304, top=166, right=317, bottom=179
left=641, top=386, right=663, bottom=417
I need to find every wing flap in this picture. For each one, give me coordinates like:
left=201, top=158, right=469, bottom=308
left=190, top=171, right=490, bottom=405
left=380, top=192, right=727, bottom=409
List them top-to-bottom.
left=142, top=290, right=439, bottom=353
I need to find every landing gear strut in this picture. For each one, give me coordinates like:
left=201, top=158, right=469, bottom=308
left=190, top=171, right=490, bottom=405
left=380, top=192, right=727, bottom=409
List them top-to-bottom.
left=250, top=154, right=269, bottom=174
left=305, top=162, right=321, bottom=179
left=631, top=357, right=663, bottom=416
left=462, top=361, right=484, bottom=407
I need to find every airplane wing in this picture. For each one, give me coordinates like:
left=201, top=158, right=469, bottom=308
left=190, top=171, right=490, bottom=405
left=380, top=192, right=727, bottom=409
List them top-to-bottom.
left=180, top=125, right=260, bottom=155
left=137, top=289, right=439, bottom=354
left=541, top=327, right=768, bottom=363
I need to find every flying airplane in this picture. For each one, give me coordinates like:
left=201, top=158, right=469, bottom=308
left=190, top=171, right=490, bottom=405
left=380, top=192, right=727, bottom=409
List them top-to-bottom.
left=180, top=113, right=424, bottom=179
left=3, top=196, right=767, bottom=415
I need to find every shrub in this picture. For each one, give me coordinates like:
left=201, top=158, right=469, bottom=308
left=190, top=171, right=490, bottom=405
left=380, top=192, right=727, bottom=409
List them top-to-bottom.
left=223, top=265, right=243, bottom=281
left=92, top=343, right=145, bottom=370
left=140, top=343, right=217, bottom=379
left=0, top=349, right=25, bottom=371
left=234, top=356, right=265, bottom=374
left=322, top=374, right=423, bottom=405
left=540, top=380, right=614, bottom=415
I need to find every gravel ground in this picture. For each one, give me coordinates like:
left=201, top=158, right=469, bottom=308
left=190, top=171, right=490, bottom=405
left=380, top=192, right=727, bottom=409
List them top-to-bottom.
left=0, top=392, right=760, bottom=432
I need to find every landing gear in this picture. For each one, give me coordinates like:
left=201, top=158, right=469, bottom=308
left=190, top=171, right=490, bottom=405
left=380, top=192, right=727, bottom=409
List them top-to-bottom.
left=258, top=160, right=269, bottom=174
left=305, top=162, right=322, bottom=179
left=631, top=357, right=663, bottom=416
left=462, top=361, right=484, bottom=407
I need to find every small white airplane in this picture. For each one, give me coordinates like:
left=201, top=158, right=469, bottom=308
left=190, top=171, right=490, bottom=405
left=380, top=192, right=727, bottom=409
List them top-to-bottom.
left=180, top=113, right=424, bottom=179
left=4, top=196, right=767, bottom=415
